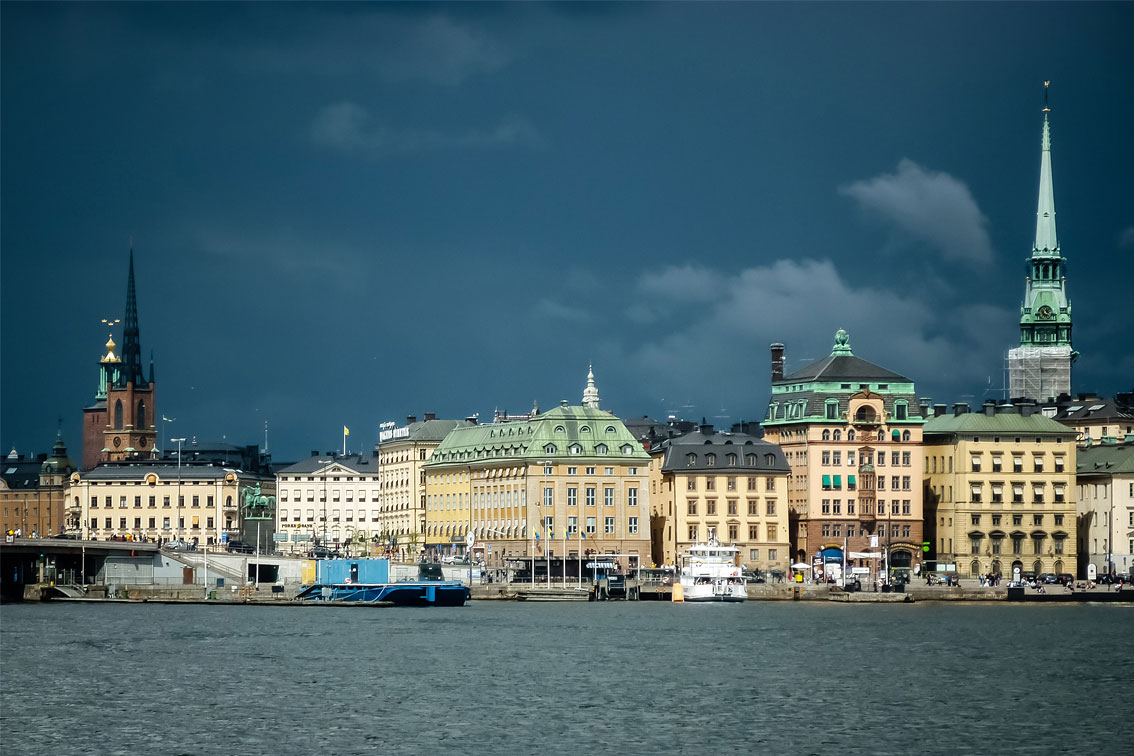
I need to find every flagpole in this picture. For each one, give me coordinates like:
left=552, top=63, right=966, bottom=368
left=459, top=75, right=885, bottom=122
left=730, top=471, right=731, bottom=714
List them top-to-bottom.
left=547, top=527, right=551, bottom=588
left=563, top=527, right=567, bottom=586
left=530, top=528, right=535, bottom=587
left=578, top=529, right=583, bottom=588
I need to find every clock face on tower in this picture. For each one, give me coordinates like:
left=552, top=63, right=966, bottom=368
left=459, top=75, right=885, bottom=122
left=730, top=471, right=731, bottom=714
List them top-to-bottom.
left=1036, top=305, right=1054, bottom=319
left=112, top=436, right=122, bottom=448
left=138, top=437, right=148, bottom=448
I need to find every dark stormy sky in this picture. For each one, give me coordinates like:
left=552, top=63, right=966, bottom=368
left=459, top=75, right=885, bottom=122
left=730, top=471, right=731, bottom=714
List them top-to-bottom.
left=2, top=3, right=1132, bottom=463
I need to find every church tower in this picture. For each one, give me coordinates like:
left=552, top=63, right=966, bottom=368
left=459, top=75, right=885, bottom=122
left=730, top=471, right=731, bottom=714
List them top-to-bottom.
left=1008, top=84, right=1075, bottom=401
left=81, top=250, right=158, bottom=468
left=582, top=364, right=601, bottom=409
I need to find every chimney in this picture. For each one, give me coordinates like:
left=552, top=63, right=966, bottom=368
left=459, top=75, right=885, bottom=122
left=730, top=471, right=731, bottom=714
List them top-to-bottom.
left=770, top=343, right=785, bottom=382
left=983, top=400, right=996, bottom=417
left=952, top=403, right=967, bottom=416
left=935, top=404, right=947, bottom=417
left=424, top=412, right=436, bottom=422
left=406, top=416, right=417, bottom=424
left=700, top=418, right=714, bottom=436
left=311, top=450, right=319, bottom=457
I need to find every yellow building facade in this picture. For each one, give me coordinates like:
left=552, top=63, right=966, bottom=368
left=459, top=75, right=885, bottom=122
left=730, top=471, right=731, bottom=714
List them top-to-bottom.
left=423, top=401, right=651, bottom=566
left=923, top=402, right=1077, bottom=580
left=647, top=422, right=791, bottom=574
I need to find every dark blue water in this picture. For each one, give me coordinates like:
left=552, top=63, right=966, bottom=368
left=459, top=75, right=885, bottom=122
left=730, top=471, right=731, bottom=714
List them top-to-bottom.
left=1, top=601, right=1130, bottom=755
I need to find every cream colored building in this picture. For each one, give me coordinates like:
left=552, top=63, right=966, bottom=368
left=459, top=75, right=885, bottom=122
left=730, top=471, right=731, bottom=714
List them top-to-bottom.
left=424, top=397, right=651, bottom=567
left=923, top=402, right=1077, bottom=580
left=376, top=415, right=476, bottom=559
left=647, top=422, right=790, bottom=574
left=1076, top=439, right=1134, bottom=579
left=275, top=454, right=379, bottom=554
left=67, top=462, right=273, bottom=547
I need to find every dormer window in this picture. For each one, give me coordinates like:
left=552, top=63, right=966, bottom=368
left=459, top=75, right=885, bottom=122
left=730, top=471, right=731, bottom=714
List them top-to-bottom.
left=569, top=443, right=582, bottom=455
left=595, top=443, right=608, bottom=455
left=544, top=444, right=557, bottom=454
left=621, top=444, right=634, bottom=455
left=687, top=453, right=696, bottom=466
left=706, top=453, right=716, bottom=467
left=726, top=454, right=737, bottom=466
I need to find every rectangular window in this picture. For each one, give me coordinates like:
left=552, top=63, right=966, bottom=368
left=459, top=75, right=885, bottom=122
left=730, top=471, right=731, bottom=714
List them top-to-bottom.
left=822, top=451, right=831, bottom=466
left=833, top=451, right=841, bottom=466
left=892, top=452, right=900, bottom=466
left=971, top=454, right=982, bottom=472
left=991, top=456, right=1002, bottom=473
left=1013, top=456, right=1024, bottom=474
left=1033, top=456, right=1044, bottom=473
left=1054, top=456, right=1064, bottom=473
left=585, top=467, right=595, bottom=475
left=605, top=467, right=614, bottom=476
left=727, top=477, right=737, bottom=491
left=747, top=477, right=757, bottom=491
left=766, top=477, right=775, bottom=492
left=687, top=478, right=697, bottom=491
left=706, top=478, right=715, bottom=491
left=586, top=486, right=596, bottom=507
left=543, top=487, right=553, bottom=507
left=567, top=487, right=578, bottom=507
left=604, top=487, right=614, bottom=506
left=628, top=487, right=638, bottom=507
left=192, top=495, right=199, bottom=508
left=119, top=496, right=126, bottom=508
left=148, top=496, right=156, bottom=508
left=821, top=499, right=831, bottom=515
left=706, top=500, right=717, bottom=516
left=727, top=500, right=737, bottom=515
left=747, top=500, right=758, bottom=515
left=765, top=500, right=776, bottom=516
left=832, top=500, right=842, bottom=515
left=847, top=500, right=855, bottom=515
left=902, top=500, right=911, bottom=515
left=688, top=501, right=697, bottom=515
left=971, top=514, right=981, bottom=526
left=1033, top=514, right=1043, bottom=526
left=1054, top=514, right=1064, bottom=526
left=568, top=516, right=578, bottom=534
left=586, top=516, right=596, bottom=535
left=605, top=516, right=615, bottom=534
left=119, top=517, right=127, bottom=529
left=148, top=517, right=156, bottom=528
left=162, top=517, right=170, bottom=529
left=629, top=517, right=639, bottom=535
left=822, top=523, right=831, bottom=537
left=832, top=524, right=842, bottom=537
left=688, top=525, right=698, bottom=540
left=749, top=525, right=759, bottom=539
left=750, top=549, right=759, bottom=561
left=769, top=549, right=778, bottom=561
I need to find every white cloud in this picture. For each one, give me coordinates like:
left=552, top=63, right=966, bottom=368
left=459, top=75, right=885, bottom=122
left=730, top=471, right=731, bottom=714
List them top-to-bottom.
left=311, top=102, right=541, bottom=156
left=839, top=159, right=994, bottom=265
left=1119, top=226, right=1134, bottom=248
left=620, top=259, right=1014, bottom=417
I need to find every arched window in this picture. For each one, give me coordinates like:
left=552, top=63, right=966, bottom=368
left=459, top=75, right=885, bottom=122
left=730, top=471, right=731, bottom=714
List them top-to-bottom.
left=114, top=400, right=123, bottom=430
left=136, top=400, right=146, bottom=430
left=855, top=406, right=877, bottom=423
left=554, top=426, right=565, bottom=434
left=579, top=426, right=590, bottom=434
left=606, top=426, right=616, bottom=433
left=821, top=429, right=831, bottom=441
left=833, top=429, right=841, bottom=441
left=892, top=429, right=901, bottom=441
left=847, top=430, right=856, bottom=442
left=877, top=430, right=885, bottom=442
left=902, top=430, right=911, bottom=442
left=687, top=453, right=696, bottom=466
left=706, top=453, right=716, bottom=467
left=726, top=453, right=737, bottom=466
left=746, top=454, right=757, bottom=466
left=765, top=454, right=774, bottom=466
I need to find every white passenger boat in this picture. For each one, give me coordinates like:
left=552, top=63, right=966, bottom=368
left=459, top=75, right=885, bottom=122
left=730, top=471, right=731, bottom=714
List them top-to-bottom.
left=678, top=541, right=747, bottom=602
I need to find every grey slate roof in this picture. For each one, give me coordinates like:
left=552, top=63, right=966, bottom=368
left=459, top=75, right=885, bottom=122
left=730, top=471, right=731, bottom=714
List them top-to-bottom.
left=781, top=354, right=911, bottom=383
left=658, top=430, right=790, bottom=474
left=277, top=453, right=379, bottom=476
left=1, top=459, right=43, bottom=489
left=79, top=463, right=273, bottom=481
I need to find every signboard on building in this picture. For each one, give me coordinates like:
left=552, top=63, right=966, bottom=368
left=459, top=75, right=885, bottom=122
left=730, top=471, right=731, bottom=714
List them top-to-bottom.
left=379, top=421, right=411, bottom=443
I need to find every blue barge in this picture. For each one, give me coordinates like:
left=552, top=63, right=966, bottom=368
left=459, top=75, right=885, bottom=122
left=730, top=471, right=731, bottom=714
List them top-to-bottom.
left=295, top=560, right=469, bottom=607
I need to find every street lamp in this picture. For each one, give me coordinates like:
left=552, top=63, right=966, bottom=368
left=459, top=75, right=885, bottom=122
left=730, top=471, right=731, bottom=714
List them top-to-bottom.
left=161, top=416, right=175, bottom=458
left=171, top=437, right=186, bottom=543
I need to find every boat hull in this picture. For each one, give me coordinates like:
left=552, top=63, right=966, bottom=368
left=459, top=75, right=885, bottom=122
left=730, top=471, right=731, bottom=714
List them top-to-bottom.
left=296, top=581, right=470, bottom=606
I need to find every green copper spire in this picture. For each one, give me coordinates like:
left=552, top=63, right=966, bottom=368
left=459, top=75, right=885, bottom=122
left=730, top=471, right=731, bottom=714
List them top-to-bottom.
left=1018, top=86, right=1072, bottom=350
left=1034, top=110, right=1058, bottom=255
left=830, top=329, right=853, bottom=356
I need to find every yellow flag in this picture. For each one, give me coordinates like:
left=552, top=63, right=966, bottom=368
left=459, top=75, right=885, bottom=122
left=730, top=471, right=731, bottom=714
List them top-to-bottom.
left=344, top=426, right=350, bottom=436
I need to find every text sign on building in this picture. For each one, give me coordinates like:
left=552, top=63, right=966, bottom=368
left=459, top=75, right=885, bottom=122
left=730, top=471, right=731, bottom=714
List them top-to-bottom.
left=379, top=422, right=411, bottom=443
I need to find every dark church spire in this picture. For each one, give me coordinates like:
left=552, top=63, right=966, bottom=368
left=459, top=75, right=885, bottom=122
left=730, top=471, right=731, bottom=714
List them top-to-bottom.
left=120, top=248, right=147, bottom=387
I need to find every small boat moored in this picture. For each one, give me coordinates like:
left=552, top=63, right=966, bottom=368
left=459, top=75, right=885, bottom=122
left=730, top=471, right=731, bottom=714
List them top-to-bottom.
left=677, top=540, right=747, bottom=602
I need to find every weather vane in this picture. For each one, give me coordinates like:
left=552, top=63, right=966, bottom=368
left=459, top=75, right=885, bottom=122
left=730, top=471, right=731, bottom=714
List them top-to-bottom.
left=1042, top=80, right=1051, bottom=113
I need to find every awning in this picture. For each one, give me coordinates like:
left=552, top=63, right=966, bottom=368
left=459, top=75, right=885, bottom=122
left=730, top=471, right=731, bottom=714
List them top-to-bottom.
left=822, top=475, right=831, bottom=487
left=833, top=475, right=842, bottom=487
left=849, top=475, right=856, bottom=486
